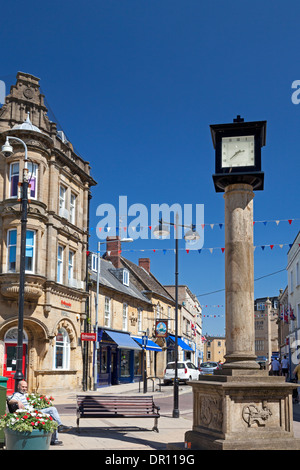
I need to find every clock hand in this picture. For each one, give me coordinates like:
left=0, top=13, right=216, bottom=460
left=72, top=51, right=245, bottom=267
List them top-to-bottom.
left=230, top=149, right=245, bottom=159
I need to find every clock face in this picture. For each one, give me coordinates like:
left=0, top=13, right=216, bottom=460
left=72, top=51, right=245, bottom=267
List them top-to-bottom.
left=221, top=135, right=255, bottom=168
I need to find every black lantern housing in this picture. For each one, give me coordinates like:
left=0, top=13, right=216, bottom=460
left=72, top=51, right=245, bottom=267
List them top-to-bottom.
left=210, top=116, right=266, bottom=192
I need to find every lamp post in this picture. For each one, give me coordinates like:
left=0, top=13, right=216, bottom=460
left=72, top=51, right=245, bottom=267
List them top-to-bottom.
left=2, top=136, right=29, bottom=391
left=153, top=216, right=200, bottom=418
left=93, top=237, right=133, bottom=390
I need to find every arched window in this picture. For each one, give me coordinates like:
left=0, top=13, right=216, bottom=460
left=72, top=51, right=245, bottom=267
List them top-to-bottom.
left=53, top=328, right=70, bottom=370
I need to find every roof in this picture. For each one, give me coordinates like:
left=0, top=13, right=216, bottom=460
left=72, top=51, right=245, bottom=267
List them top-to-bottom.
left=120, top=257, right=175, bottom=303
left=89, top=258, right=152, bottom=305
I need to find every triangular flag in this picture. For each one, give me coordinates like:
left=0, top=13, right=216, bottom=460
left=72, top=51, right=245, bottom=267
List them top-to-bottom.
left=276, top=220, right=280, bottom=225
left=288, top=220, right=292, bottom=225
left=253, top=221, right=255, bottom=225
left=263, top=221, right=267, bottom=226
left=201, top=224, right=205, bottom=229
left=210, top=224, right=214, bottom=229
left=219, top=224, right=223, bottom=229
left=149, top=226, right=152, bottom=230
left=279, top=244, right=283, bottom=249
left=270, top=245, right=274, bottom=250
left=261, top=246, right=265, bottom=250
left=209, top=248, right=213, bottom=254
left=221, top=248, right=225, bottom=253
left=153, top=249, right=156, bottom=253
left=163, top=249, right=166, bottom=255
left=198, top=249, right=202, bottom=254
left=186, top=250, right=190, bottom=254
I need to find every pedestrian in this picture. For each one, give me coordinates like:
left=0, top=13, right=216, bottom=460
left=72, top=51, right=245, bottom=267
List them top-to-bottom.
left=281, top=355, right=289, bottom=378
left=271, top=357, right=281, bottom=376
left=293, top=362, right=300, bottom=402
left=8, top=380, right=72, bottom=446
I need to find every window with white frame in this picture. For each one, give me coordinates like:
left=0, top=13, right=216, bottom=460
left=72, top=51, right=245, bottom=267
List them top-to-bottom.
left=28, top=162, right=38, bottom=199
left=9, top=163, right=19, bottom=198
left=59, top=184, right=67, bottom=218
left=70, top=192, right=76, bottom=224
left=7, top=229, right=17, bottom=272
left=25, top=230, right=35, bottom=273
left=57, top=245, right=64, bottom=283
left=68, top=250, right=75, bottom=282
left=123, top=269, right=129, bottom=286
left=104, top=297, right=111, bottom=328
left=123, top=303, right=128, bottom=331
left=156, top=304, right=160, bottom=319
left=168, top=306, right=171, bottom=331
left=138, top=308, right=143, bottom=333
left=53, top=327, right=70, bottom=370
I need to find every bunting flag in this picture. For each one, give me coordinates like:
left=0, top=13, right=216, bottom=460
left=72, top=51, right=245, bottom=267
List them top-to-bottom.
left=94, top=217, right=299, bottom=233
left=87, top=242, right=298, bottom=256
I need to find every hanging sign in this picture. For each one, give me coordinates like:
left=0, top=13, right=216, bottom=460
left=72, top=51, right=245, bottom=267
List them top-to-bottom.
left=155, top=320, right=168, bottom=338
left=81, top=332, right=96, bottom=342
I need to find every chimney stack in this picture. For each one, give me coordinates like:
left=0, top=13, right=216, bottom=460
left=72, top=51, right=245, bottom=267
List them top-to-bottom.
left=106, top=236, right=122, bottom=268
left=139, top=258, right=150, bottom=273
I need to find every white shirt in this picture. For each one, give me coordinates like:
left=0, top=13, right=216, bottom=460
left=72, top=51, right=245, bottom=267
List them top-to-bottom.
left=10, top=392, right=30, bottom=409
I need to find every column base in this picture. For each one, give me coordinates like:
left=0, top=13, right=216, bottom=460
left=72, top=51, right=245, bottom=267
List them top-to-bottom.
left=184, top=373, right=300, bottom=450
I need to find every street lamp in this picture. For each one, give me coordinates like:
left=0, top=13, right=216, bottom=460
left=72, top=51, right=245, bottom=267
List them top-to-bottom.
left=1, top=136, right=29, bottom=391
left=153, top=215, right=200, bottom=418
left=93, top=237, right=133, bottom=390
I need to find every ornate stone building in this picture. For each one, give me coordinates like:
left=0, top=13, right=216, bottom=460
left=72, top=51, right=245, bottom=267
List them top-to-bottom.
left=0, top=72, right=96, bottom=394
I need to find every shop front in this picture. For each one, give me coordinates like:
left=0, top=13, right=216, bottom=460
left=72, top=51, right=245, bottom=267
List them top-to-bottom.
left=96, top=329, right=143, bottom=387
left=167, top=335, right=194, bottom=363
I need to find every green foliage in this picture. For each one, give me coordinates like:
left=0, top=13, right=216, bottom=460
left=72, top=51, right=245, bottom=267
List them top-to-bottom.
left=0, top=410, right=58, bottom=433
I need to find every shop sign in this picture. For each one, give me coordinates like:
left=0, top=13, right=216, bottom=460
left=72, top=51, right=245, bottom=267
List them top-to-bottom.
left=81, top=333, right=96, bottom=342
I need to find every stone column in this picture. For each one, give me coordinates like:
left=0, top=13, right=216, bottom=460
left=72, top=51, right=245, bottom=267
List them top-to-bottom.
left=223, top=183, right=259, bottom=370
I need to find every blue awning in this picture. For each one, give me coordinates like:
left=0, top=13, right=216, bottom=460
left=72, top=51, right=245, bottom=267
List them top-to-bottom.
left=103, top=330, right=142, bottom=351
left=169, top=335, right=194, bottom=352
left=132, top=337, right=162, bottom=352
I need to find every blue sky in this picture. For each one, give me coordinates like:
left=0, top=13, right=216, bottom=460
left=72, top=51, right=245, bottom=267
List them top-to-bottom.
left=1, top=0, right=299, bottom=335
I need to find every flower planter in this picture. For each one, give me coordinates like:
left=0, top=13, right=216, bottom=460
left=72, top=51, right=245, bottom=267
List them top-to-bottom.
left=4, top=427, right=52, bottom=450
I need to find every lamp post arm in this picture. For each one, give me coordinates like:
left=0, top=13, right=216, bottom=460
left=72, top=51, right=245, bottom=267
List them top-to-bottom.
left=6, top=136, right=28, bottom=164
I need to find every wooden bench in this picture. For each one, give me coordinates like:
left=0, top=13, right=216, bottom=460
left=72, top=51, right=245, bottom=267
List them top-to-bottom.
left=76, top=395, right=160, bottom=432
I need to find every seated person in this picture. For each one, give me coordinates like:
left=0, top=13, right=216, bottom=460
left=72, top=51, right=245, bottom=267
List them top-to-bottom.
left=9, top=380, right=72, bottom=446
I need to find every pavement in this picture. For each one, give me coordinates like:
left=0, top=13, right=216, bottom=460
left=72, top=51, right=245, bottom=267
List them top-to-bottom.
left=4, top=379, right=300, bottom=452
left=50, top=381, right=193, bottom=451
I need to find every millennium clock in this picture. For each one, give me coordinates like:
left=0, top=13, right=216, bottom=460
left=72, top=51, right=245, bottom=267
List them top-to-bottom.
left=210, top=116, right=266, bottom=192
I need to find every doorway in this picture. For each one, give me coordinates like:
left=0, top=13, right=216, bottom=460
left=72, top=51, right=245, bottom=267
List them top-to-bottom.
left=3, top=328, right=28, bottom=395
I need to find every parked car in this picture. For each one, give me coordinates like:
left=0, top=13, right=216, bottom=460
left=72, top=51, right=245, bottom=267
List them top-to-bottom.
left=163, top=361, right=200, bottom=385
left=199, top=361, right=221, bottom=375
